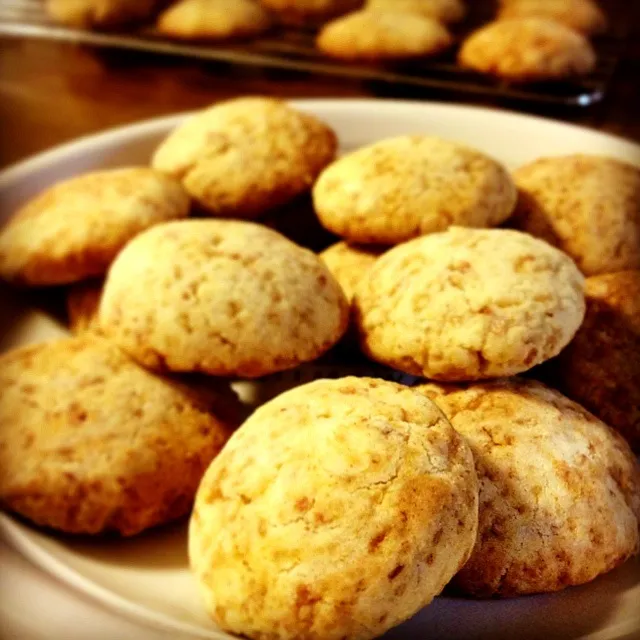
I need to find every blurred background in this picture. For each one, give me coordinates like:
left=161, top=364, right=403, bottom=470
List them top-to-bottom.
left=0, top=0, right=639, bottom=167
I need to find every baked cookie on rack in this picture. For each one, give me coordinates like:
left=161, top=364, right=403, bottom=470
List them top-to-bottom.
left=46, top=0, right=160, bottom=28
left=156, top=0, right=272, bottom=40
left=258, top=0, right=362, bottom=25
left=366, top=0, right=466, bottom=24
left=498, top=0, right=607, bottom=35
left=317, top=10, right=453, bottom=61
left=459, top=18, right=596, bottom=82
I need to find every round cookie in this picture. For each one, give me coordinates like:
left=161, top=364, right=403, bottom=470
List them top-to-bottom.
left=46, top=0, right=159, bottom=28
left=156, top=0, right=272, bottom=40
left=258, top=0, right=362, bottom=25
left=366, top=0, right=465, bottom=23
left=498, top=0, right=606, bottom=35
left=317, top=10, right=453, bottom=61
left=458, top=18, right=596, bottom=82
left=152, top=97, right=337, bottom=219
left=314, top=136, right=516, bottom=245
left=512, top=155, right=640, bottom=276
left=0, top=167, right=190, bottom=287
left=99, top=219, right=349, bottom=377
left=354, top=227, right=585, bottom=380
left=320, top=241, right=383, bottom=301
left=558, top=271, right=640, bottom=451
left=67, top=279, right=104, bottom=334
left=0, top=336, right=237, bottom=536
left=189, top=377, right=478, bottom=640
left=418, top=379, right=640, bottom=597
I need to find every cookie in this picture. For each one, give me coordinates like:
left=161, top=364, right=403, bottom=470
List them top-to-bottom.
left=45, top=0, right=159, bottom=27
left=156, top=0, right=272, bottom=40
left=258, top=0, right=362, bottom=25
left=366, top=0, right=465, bottom=23
left=498, top=0, right=606, bottom=35
left=317, top=10, right=453, bottom=61
left=459, top=18, right=596, bottom=82
left=152, top=97, right=337, bottom=219
left=314, top=135, right=517, bottom=246
left=512, top=155, right=640, bottom=276
left=0, top=168, right=190, bottom=287
left=99, top=219, right=349, bottom=377
left=354, top=227, right=585, bottom=380
left=320, top=241, right=383, bottom=301
left=557, top=271, right=640, bottom=451
left=66, top=279, right=104, bottom=334
left=0, top=336, right=237, bottom=536
left=189, top=377, right=478, bottom=639
left=418, top=379, right=640, bottom=597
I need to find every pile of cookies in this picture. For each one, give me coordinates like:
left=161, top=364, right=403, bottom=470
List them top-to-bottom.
left=44, top=0, right=605, bottom=83
left=1, top=97, right=639, bottom=640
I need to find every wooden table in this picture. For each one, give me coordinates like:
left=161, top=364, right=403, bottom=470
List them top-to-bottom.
left=1, top=34, right=639, bottom=168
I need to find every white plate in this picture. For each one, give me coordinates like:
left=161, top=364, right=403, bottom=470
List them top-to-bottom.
left=1, top=100, right=640, bottom=640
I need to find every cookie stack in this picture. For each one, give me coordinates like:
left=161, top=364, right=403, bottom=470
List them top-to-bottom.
left=1, top=97, right=639, bottom=640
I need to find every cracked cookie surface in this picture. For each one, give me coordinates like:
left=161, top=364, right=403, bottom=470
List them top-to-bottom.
left=152, top=97, right=337, bottom=218
left=313, top=135, right=516, bottom=245
left=513, top=155, right=640, bottom=276
left=0, top=167, right=190, bottom=286
left=99, top=219, right=349, bottom=377
left=354, top=227, right=585, bottom=380
left=0, top=336, right=237, bottom=536
left=189, top=377, right=478, bottom=640
left=418, top=379, right=640, bottom=596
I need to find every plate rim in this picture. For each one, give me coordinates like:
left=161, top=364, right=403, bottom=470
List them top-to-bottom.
left=1, top=97, right=639, bottom=640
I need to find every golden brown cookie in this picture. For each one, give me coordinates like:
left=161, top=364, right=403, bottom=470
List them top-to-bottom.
left=46, top=0, right=159, bottom=27
left=156, top=0, right=272, bottom=40
left=258, top=0, right=362, bottom=25
left=366, top=0, right=465, bottom=23
left=498, top=0, right=606, bottom=35
left=317, top=10, right=453, bottom=61
left=459, top=18, right=596, bottom=82
left=152, top=97, right=337, bottom=219
left=314, top=136, right=516, bottom=245
left=512, top=155, right=640, bottom=276
left=0, top=168, right=190, bottom=287
left=99, top=219, right=349, bottom=377
left=354, top=227, right=585, bottom=380
left=320, top=241, right=383, bottom=301
left=557, top=271, right=640, bottom=451
left=66, top=279, right=104, bottom=334
left=0, top=336, right=237, bottom=536
left=190, top=377, right=478, bottom=639
left=418, top=379, right=640, bottom=597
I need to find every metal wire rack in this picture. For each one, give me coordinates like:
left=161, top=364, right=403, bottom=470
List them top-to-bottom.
left=0, top=0, right=629, bottom=108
